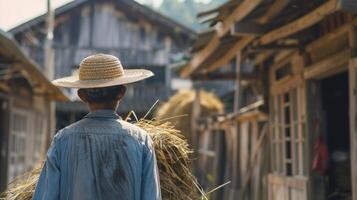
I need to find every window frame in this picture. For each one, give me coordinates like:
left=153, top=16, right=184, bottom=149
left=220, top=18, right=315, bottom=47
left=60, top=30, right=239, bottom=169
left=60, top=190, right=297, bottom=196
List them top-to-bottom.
left=269, top=58, right=307, bottom=177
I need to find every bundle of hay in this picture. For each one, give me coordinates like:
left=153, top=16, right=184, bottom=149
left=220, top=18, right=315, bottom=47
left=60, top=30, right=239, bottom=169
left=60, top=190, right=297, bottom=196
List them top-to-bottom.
left=155, top=89, right=224, bottom=143
left=0, top=119, right=205, bottom=200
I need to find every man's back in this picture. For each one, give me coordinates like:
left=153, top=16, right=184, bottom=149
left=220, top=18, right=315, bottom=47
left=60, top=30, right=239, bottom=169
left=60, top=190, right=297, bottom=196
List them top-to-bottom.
left=33, top=110, right=161, bottom=200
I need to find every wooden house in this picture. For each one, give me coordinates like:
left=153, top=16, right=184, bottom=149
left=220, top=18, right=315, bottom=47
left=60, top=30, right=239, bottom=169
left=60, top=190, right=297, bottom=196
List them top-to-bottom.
left=9, top=0, right=196, bottom=129
left=182, top=0, right=357, bottom=200
left=0, top=30, right=67, bottom=192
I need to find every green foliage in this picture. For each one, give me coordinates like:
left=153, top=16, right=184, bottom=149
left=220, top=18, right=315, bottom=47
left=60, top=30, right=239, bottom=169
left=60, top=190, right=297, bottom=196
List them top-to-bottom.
left=140, top=0, right=227, bottom=31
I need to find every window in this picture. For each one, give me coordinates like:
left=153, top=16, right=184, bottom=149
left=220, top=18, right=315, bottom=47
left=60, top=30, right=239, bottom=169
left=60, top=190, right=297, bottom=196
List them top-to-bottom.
left=139, top=27, right=146, bottom=44
left=156, top=32, right=165, bottom=49
left=270, top=86, right=307, bottom=177
left=8, top=109, right=47, bottom=183
left=8, top=111, right=27, bottom=183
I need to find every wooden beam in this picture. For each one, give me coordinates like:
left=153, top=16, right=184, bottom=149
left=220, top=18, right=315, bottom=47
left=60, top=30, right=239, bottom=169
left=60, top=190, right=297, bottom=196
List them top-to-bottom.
left=180, top=0, right=263, bottom=77
left=205, top=0, right=291, bottom=73
left=216, top=0, right=264, bottom=37
left=257, top=0, right=290, bottom=24
left=260, top=0, right=340, bottom=45
left=231, top=21, right=267, bottom=36
left=305, top=21, right=351, bottom=53
left=348, top=25, right=357, bottom=200
left=350, top=25, right=357, bottom=57
left=180, top=35, right=220, bottom=77
left=207, top=36, right=255, bottom=72
left=247, top=44, right=301, bottom=53
left=304, top=48, right=350, bottom=79
left=253, top=51, right=274, bottom=66
left=192, top=72, right=237, bottom=80
left=238, top=111, right=268, bottom=122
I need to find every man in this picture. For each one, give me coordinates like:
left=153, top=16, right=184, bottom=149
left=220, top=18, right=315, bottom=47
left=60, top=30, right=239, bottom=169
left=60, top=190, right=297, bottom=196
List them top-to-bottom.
left=33, top=54, right=161, bottom=200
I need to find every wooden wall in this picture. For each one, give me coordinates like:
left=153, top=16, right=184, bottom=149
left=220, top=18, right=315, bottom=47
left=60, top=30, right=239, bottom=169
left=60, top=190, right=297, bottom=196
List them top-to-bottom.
left=17, top=1, right=180, bottom=77
left=0, top=76, right=51, bottom=189
left=0, top=93, right=10, bottom=192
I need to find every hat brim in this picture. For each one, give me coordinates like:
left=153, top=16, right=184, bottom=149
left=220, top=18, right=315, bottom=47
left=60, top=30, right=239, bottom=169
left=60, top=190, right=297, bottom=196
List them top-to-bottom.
left=52, top=69, right=154, bottom=88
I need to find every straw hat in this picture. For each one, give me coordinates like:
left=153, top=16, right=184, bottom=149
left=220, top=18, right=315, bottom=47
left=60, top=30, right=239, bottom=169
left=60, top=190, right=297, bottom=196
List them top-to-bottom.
left=52, top=54, right=154, bottom=88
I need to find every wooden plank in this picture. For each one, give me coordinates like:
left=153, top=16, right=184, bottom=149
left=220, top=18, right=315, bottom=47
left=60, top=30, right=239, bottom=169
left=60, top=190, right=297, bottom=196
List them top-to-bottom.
left=180, top=0, right=263, bottom=77
left=205, top=0, right=291, bottom=73
left=216, top=0, right=264, bottom=37
left=258, top=0, right=291, bottom=24
left=260, top=0, right=340, bottom=45
left=231, top=21, right=267, bottom=36
left=305, top=21, right=351, bottom=53
left=348, top=25, right=357, bottom=200
left=181, top=35, right=220, bottom=77
left=207, top=36, right=255, bottom=72
left=247, top=44, right=301, bottom=53
left=304, top=49, right=350, bottom=79
left=254, top=51, right=274, bottom=66
left=234, top=52, right=241, bottom=114
left=349, top=62, right=357, bottom=200
left=191, top=72, right=237, bottom=80
left=191, top=88, right=201, bottom=174
left=0, top=96, right=9, bottom=192
left=238, top=111, right=268, bottom=122
left=229, top=123, right=239, bottom=199
left=240, top=124, right=268, bottom=199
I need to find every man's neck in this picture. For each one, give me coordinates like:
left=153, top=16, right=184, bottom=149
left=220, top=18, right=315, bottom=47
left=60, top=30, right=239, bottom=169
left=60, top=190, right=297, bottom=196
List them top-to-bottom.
left=88, top=103, right=118, bottom=112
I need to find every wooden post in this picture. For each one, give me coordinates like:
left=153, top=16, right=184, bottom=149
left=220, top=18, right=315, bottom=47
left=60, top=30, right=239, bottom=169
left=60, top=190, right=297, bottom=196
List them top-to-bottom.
left=44, top=0, right=56, bottom=149
left=45, top=0, right=54, bottom=80
left=349, top=24, right=357, bottom=200
left=230, top=53, right=242, bottom=199
left=234, top=53, right=241, bottom=112
left=191, top=86, right=201, bottom=174
left=0, top=96, right=9, bottom=191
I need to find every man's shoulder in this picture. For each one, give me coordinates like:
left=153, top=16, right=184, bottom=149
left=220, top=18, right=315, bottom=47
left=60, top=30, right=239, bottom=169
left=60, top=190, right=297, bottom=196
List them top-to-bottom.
left=54, top=119, right=151, bottom=145
left=53, top=120, right=84, bottom=139
left=118, top=120, right=151, bottom=143
left=118, top=120, right=146, bottom=133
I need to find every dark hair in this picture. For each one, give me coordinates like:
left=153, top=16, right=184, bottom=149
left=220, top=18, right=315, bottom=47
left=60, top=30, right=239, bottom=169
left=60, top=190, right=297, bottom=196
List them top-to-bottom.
left=79, top=85, right=125, bottom=104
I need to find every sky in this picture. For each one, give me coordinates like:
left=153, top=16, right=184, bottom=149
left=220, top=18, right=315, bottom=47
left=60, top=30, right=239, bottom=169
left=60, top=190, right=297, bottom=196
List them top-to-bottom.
left=0, top=0, right=212, bottom=31
left=0, top=0, right=72, bottom=31
left=0, top=0, right=161, bottom=31
left=0, top=0, right=157, bottom=31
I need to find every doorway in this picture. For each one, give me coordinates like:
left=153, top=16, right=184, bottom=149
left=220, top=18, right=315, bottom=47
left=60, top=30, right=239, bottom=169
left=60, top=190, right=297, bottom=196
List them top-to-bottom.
left=320, top=72, right=351, bottom=199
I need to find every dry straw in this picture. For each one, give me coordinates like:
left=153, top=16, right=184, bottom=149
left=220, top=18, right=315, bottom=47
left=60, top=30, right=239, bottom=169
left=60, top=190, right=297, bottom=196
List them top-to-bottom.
left=155, top=89, right=224, bottom=144
left=0, top=114, right=206, bottom=200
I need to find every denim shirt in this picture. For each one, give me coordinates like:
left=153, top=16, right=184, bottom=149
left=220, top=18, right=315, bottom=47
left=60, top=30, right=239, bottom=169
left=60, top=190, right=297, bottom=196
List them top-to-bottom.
left=33, top=110, right=161, bottom=200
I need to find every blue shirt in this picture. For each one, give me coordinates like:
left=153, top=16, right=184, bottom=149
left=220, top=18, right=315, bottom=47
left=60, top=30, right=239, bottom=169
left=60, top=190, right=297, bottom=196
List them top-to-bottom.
left=33, top=110, right=161, bottom=200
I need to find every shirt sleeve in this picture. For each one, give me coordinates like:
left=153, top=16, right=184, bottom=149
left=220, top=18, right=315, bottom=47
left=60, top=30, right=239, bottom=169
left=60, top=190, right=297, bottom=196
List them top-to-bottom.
left=33, top=136, right=60, bottom=200
left=141, top=137, right=161, bottom=200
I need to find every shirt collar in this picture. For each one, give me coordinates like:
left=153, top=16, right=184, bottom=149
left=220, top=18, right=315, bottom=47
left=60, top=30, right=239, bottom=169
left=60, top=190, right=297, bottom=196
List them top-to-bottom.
left=84, top=109, right=120, bottom=119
